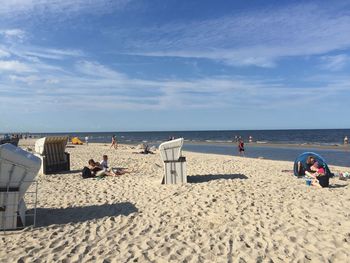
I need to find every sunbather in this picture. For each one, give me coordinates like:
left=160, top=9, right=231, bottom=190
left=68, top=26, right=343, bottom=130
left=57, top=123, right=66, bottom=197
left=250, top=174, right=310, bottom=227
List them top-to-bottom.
left=133, top=145, right=154, bottom=154
left=99, top=155, right=132, bottom=175
left=88, top=159, right=116, bottom=177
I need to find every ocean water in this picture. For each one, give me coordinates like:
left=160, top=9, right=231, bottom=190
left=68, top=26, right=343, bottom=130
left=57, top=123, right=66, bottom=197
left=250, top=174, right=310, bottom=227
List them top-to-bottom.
left=12, top=129, right=350, bottom=167
left=29, top=129, right=350, bottom=145
left=183, top=143, right=350, bottom=167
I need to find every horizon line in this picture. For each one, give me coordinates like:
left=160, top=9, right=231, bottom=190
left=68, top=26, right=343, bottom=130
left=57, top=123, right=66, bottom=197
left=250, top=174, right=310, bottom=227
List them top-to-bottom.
left=1, top=127, right=350, bottom=134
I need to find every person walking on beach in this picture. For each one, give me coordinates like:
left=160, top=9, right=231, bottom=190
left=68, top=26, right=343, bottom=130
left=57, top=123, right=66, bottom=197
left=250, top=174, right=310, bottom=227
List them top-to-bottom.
left=110, top=135, right=118, bottom=149
left=85, top=136, right=89, bottom=146
left=344, top=136, right=348, bottom=145
left=238, top=139, right=245, bottom=157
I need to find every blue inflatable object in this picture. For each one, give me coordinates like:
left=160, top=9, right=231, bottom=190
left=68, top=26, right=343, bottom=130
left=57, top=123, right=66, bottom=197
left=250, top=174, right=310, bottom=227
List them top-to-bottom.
left=293, top=152, right=332, bottom=177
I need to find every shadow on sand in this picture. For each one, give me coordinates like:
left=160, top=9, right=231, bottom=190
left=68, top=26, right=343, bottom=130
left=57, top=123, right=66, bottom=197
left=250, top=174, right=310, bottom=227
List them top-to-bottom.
left=54, top=169, right=82, bottom=174
left=187, top=173, right=248, bottom=183
left=329, top=184, right=348, bottom=189
left=29, top=202, right=138, bottom=227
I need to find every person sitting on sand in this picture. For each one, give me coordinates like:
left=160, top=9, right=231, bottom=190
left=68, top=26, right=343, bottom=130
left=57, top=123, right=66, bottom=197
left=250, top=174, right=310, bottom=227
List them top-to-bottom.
left=99, top=155, right=132, bottom=176
left=100, top=155, right=109, bottom=171
left=297, top=155, right=315, bottom=176
left=88, top=159, right=118, bottom=177
left=88, top=159, right=104, bottom=176
left=305, top=162, right=329, bottom=188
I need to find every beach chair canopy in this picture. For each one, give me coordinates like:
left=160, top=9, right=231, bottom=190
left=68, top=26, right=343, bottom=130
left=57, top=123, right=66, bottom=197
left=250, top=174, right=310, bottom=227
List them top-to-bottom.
left=34, top=136, right=70, bottom=174
left=35, top=136, right=68, bottom=155
left=159, top=138, right=184, bottom=161
left=0, top=143, right=41, bottom=199
left=0, top=143, right=40, bottom=229
left=293, top=152, right=332, bottom=177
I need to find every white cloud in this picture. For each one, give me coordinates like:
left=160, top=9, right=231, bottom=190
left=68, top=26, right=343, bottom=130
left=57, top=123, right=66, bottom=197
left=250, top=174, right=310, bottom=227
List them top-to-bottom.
left=0, top=0, right=133, bottom=18
left=116, top=3, right=350, bottom=67
left=0, top=29, right=26, bottom=40
left=23, top=48, right=84, bottom=60
left=0, top=49, right=10, bottom=58
left=320, top=54, right=349, bottom=71
left=1, top=57, right=343, bottom=111
left=0, top=60, right=34, bottom=72
left=75, top=60, right=125, bottom=79
left=9, top=75, right=41, bottom=84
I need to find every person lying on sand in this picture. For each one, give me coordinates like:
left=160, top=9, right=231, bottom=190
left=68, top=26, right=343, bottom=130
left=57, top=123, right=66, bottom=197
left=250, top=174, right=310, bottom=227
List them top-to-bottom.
left=133, top=145, right=155, bottom=154
left=98, top=155, right=134, bottom=175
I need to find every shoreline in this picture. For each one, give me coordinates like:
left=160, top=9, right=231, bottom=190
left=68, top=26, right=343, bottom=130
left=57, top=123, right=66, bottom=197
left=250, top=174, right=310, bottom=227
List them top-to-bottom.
left=18, top=138, right=350, bottom=151
left=18, top=139, right=350, bottom=168
left=186, top=141, right=350, bottom=151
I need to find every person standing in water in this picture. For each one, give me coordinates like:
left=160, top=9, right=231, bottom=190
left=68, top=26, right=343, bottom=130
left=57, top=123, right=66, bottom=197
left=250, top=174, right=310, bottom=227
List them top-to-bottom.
left=110, top=135, right=118, bottom=149
left=344, top=136, right=348, bottom=145
left=238, top=139, right=245, bottom=157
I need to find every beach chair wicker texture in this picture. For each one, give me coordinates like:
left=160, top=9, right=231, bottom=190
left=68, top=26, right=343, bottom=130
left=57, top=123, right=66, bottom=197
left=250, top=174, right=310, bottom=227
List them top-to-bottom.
left=35, top=137, right=70, bottom=174
left=159, top=138, right=187, bottom=184
left=0, top=143, right=41, bottom=230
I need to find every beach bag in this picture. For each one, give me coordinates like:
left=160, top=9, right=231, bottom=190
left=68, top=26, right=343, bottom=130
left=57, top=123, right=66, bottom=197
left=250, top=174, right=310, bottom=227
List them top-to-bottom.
left=82, top=166, right=93, bottom=179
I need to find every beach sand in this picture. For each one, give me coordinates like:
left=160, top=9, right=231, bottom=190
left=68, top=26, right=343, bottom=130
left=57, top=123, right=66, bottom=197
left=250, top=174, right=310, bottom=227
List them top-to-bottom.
left=1, top=140, right=349, bottom=262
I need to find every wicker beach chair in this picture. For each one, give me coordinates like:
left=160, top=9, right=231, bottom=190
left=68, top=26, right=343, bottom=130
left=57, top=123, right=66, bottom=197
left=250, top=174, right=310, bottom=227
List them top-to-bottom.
left=35, top=136, right=70, bottom=175
left=159, top=138, right=187, bottom=184
left=0, top=143, right=41, bottom=230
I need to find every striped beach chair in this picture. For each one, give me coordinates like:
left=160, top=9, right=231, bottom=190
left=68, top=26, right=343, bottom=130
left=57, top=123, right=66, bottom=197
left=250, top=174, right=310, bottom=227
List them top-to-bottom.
left=35, top=137, right=70, bottom=175
left=159, top=138, right=187, bottom=184
left=0, top=143, right=40, bottom=230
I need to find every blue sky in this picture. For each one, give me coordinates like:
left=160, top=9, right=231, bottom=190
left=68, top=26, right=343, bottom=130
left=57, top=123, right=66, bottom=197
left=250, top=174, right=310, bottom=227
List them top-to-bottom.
left=0, top=0, right=350, bottom=132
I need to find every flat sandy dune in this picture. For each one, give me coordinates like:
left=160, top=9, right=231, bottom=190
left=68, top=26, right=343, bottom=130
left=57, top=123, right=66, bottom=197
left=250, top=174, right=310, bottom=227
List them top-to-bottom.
left=1, top=141, right=349, bottom=262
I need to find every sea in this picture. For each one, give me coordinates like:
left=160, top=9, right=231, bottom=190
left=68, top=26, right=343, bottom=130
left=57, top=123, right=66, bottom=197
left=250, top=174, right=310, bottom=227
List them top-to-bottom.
left=6, top=129, right=350, bottom=167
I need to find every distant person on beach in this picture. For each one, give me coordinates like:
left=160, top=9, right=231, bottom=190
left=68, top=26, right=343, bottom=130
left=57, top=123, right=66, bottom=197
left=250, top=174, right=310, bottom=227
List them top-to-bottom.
left=110, top=135, right=118, bottom=149
left=85, top=136, right=89, bottom=146
left=249, top=136, right=253, bottom=143
left=344, top=136, right=348, bottom=145
left=238, top=139, right=245, bottom=156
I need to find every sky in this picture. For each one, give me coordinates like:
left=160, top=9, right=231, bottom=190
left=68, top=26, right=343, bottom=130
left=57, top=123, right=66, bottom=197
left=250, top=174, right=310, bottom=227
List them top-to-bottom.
left=0, top=0, right=350, bottom=132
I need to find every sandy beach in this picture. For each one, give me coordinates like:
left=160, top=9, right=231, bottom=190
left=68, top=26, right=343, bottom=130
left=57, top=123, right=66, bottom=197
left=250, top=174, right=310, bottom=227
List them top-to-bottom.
left=1, top=140, right=349, bottom=262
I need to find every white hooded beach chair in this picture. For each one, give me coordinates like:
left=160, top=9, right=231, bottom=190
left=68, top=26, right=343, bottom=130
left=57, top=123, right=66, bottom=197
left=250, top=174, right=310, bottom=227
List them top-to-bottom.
left=35, top=136, right=70, bottom=175
left=159, top=138, right=187, bottom=184
left=0, top=143, right=41, bottom=230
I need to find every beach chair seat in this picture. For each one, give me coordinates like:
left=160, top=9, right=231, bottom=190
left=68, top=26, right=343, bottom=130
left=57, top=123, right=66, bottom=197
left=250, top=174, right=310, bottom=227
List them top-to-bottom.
left=35, top=137, right=70, bottom=175
left=159, top=138, right=187, bottom=184
left=0, top=143, right=41, bottom=230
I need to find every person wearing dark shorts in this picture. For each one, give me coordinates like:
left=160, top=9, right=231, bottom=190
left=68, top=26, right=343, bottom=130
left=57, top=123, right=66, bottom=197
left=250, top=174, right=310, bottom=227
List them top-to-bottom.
left=238, top=139, right=245, bottom=157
